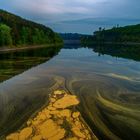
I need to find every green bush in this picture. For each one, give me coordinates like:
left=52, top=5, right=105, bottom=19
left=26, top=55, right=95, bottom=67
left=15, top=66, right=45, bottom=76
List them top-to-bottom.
left=0, top=24, right=12, bottom=46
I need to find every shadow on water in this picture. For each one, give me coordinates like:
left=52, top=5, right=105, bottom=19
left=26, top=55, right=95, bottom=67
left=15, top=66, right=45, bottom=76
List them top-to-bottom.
left=0, top=43, right=140, bottom=140
left=63, top=43, right=140, bottom=140
left=64, top=43, right=140, bottom=61
left=85, top=43, right=140, bottom=62
left=0, top=46, right=61, bottom=83
left=0, top=46, right=62, bottom=138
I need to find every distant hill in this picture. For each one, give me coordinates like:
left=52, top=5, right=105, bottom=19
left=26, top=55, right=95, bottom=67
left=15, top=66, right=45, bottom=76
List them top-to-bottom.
left=0, top=9, right=63, bottom=47
left=81, top=24, right=140, bottom=44
left=59, top=33, right=85, bottom=40
left=59, top=33, right=89, bottom=45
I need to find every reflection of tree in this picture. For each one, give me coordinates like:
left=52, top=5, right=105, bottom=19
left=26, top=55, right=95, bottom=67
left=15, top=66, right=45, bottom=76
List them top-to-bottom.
left=64, top=43, right=140, bottom=62
left=88, top=44, right=140, bottom=61
left=0, top=46, right=61, bottom=82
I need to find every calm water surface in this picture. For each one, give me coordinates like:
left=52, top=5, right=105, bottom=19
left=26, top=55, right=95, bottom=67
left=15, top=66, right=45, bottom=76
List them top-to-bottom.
left=0, top=45, right=140, bottom=140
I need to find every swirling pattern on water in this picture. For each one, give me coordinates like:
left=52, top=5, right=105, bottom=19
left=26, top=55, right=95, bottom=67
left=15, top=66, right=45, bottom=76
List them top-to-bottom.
left=0, top=46, right=140, bottom=140
left=66, top=73, right=140, bottom=140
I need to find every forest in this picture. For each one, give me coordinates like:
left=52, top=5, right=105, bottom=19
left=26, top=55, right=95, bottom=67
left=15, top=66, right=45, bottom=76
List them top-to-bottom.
left=0, top=9, right=63, bottom=47
left=81, top=24, right=140, bottom=45
left=59, top=33, right=85, bottom=40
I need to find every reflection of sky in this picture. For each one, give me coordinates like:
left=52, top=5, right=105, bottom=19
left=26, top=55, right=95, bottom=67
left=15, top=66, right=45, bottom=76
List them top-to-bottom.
left=0, top=0, right=140, bottom=33
left=1, top=47, right=140, bottom=95
left=42, top=47, right=140, bottom=81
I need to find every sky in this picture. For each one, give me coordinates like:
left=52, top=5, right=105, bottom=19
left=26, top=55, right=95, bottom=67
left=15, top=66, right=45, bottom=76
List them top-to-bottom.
left=0, top=0, right=140, bottom=34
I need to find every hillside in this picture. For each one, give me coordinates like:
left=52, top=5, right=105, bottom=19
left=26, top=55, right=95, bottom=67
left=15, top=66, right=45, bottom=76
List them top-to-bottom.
left=0, top=9, right=63, bottom=47
left=81, top=24, right=140, bottom=44
left=59, top=33, right=85, bottom=40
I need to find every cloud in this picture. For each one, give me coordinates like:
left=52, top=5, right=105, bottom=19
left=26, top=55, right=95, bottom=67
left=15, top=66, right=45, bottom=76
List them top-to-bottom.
left=0, top=0, right=140, bottom=33
left=0, top=0, right=108, bottom=17
left=1, top=0, right=140, bottom=18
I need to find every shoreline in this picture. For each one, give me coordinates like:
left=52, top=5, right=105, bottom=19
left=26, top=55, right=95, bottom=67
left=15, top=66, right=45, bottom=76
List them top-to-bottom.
left=82, top=41, right=140, bottom=46
left=0, top=44, right=63, bottom=53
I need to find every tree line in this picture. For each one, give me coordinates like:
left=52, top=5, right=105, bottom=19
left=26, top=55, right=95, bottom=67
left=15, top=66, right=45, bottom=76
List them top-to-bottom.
left=0, top=9, right=63, bottom=47
left=81, top=24, right=140, bottom=44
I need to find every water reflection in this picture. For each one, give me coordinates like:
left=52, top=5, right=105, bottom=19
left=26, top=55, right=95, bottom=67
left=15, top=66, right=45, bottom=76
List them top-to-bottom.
left=64, top=43, right=140, bottom=61
left=0, top=44, right=140, bottom=140
left=86, top=44, right=140, bottom=62
left=0, top=46, right=61, bottom=83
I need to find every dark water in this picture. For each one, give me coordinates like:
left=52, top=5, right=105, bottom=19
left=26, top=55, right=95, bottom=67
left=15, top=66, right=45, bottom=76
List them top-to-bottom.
left=0, top=45, right=140, bottom=140
left=0, top=47, right=61, bottom=83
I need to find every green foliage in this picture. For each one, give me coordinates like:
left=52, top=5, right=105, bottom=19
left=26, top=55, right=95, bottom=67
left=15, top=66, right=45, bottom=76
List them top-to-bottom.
left=0, top=9, right=63, bottom=46
left=0, top=24, right=12, bottom=46
left=81, top=24, right=140, bottom=44
left=20, top=27, right=29, bottom=44
left=54, top=33, right=64, bottom=43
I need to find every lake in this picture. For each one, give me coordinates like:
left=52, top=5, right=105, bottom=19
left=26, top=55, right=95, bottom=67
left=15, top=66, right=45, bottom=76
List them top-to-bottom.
left=0, top=44, right=140, bottom=140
